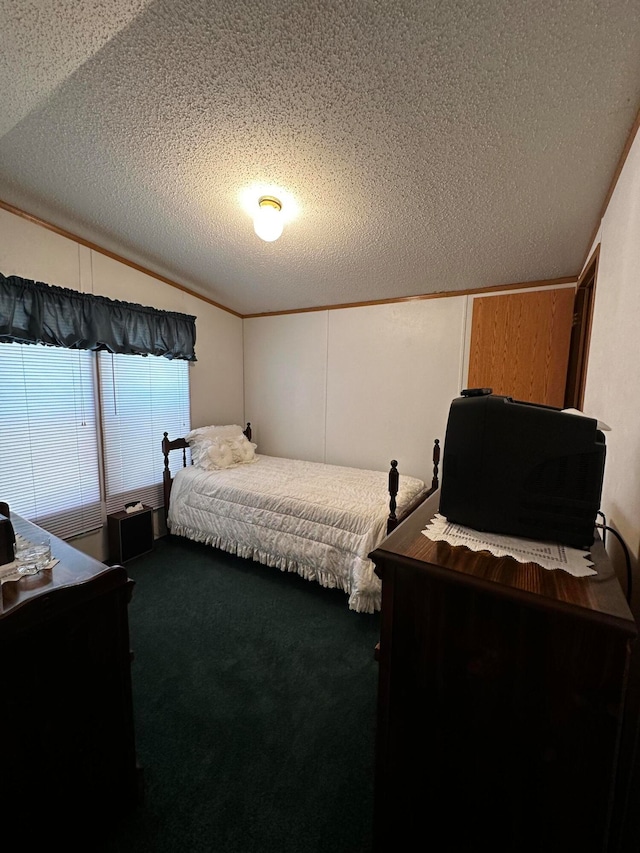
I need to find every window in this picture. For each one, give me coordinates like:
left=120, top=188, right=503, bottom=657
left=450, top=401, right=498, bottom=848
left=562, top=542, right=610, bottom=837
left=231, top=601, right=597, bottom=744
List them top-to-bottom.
left=0, top=276, right=195, bottom=538
left=0, top=343, right=102, bottom=538
left=0, top=343, right=191, bottom=538
left=99, top=352, right=191, bottom=514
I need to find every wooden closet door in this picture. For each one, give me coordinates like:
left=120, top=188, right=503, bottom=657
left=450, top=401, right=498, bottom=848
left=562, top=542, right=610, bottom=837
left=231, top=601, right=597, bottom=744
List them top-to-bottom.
left=467, top=288, right=575, bottom=407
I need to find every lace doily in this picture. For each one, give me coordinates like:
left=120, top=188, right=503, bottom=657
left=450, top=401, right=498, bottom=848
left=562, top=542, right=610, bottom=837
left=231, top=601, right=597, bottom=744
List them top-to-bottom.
left=423, top=513, right=596, bottom=577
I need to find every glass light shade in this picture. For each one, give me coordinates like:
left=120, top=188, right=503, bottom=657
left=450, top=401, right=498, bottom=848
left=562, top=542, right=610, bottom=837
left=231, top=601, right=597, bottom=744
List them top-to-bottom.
left=254, top=199, right=284, bottom=242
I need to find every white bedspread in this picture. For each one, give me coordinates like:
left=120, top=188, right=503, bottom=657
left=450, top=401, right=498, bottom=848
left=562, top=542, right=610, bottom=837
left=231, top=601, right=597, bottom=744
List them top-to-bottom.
left=167, top=454, right=428, bottom=613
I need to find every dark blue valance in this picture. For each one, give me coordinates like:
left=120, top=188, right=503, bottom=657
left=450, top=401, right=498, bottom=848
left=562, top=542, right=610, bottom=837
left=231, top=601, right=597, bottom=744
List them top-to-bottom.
left=0, top=273, right=196, bottom=361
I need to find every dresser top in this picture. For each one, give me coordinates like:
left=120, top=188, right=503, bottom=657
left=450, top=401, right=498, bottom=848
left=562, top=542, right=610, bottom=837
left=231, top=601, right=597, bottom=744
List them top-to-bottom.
left=371, top=491, right=637, bottom=635
left=1, top=513, right=130, bottom=624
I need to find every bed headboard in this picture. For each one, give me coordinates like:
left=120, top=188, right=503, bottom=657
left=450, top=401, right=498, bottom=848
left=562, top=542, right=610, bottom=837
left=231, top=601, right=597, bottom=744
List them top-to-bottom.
left=162, top=423, right=252, bottom=516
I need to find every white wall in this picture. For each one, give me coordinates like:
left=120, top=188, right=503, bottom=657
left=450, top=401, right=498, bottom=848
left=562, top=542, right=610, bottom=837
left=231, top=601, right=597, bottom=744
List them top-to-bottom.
left=581, top=124, right=640, bottom=853
left=582, top=127, right=640, bottom=584
left=0, top=207, right=244, bottom=556
left=244, top=285, right=586, bottom=487
left=244, top=297, right=466, bottom=484
left=325, top=299, right=464, bottom=481
left=243, top=312, right=329, bottom=461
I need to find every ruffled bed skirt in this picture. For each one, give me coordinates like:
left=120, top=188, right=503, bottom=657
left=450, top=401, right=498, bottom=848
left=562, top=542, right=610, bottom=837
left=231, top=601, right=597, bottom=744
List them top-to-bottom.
left=168, top=522, right=381, bottom=614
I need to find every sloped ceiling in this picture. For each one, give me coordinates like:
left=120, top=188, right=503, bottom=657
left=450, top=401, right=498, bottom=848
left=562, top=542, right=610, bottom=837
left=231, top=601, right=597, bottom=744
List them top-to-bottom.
left=1, top=0, right=639, bottom=315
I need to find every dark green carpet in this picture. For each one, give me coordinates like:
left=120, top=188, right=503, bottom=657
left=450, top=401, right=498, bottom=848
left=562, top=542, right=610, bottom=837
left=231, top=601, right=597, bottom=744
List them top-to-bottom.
left=102, top=535, right=381, bottom=852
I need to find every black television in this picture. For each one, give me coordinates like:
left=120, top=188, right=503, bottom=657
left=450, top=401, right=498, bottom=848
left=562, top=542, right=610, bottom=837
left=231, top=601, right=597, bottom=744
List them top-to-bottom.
left=439, top=390, right=606, bottom=549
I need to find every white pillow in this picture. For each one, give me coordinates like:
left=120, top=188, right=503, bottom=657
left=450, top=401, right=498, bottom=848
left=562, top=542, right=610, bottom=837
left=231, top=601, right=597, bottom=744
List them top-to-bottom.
left=186, top=423, right=245, bottom=442
left=193, top=435, right=258, bottom=470
left=227, top=435, right=257, bottom=464
left=188, top=436, right=214, bottom=468
left=202, top=439, right=235, bottom=469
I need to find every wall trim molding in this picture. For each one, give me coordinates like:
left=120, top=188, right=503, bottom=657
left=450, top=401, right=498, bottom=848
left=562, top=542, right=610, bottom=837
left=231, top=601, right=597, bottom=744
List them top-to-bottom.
left=582, top=104, right=640, bottom=271
left=1, top=197, right=576, bottom=320
left=0, top=198, right=242, bottom=318
left=242, top=277, right=578, bottom=318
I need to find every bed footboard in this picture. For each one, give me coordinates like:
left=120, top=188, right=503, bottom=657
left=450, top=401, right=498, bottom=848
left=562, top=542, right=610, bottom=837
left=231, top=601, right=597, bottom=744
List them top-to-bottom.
left=387, top=438, right=440, bottom=535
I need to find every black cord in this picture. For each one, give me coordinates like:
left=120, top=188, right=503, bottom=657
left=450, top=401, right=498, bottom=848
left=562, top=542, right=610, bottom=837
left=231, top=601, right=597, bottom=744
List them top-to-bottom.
left=597, top=510, right=607, bottom=546
left=595, top=522, right=632, bottom=604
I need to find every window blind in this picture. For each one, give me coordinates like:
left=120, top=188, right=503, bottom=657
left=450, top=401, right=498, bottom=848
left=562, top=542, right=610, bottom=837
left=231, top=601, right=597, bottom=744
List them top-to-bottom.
left=0, top=342, right=102, bottom=538
left=99, top=352, right=191, bottom=514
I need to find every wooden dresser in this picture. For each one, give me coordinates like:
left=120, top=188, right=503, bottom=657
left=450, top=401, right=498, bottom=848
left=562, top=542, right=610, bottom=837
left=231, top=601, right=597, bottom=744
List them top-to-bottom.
left=370, top=491, right=637, bottom=853
left=0, top=513, right=140, bottom=839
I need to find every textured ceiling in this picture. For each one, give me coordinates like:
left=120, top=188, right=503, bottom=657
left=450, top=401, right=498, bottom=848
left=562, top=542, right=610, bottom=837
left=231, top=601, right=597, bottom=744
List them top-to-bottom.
left=1, top=0, right=639, bottom=315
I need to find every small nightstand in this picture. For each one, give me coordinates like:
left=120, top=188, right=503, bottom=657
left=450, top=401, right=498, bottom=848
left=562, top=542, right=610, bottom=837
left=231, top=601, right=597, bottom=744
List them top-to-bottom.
left=108, top=505, right=154, bottom=564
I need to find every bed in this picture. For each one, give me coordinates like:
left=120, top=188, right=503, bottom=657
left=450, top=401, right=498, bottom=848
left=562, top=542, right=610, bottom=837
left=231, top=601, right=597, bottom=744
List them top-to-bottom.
left=162, top=423, right=440, bottom=613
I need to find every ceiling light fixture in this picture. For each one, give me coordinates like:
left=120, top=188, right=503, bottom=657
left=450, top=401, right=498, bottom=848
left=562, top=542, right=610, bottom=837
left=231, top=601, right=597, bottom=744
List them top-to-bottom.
left=254, top=196, right=284, bottom=242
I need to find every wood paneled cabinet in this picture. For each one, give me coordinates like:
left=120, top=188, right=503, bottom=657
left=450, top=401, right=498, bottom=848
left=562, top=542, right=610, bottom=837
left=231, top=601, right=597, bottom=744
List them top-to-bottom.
left=370, top=492, right=636, bottom=853
left=0, top=513, right=140, bottom=841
